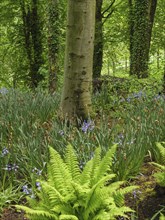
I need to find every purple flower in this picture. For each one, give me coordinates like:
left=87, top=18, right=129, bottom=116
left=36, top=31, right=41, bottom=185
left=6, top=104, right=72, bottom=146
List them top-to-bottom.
left=0, top=87, right=8, bottom=95
left=81, top=120, right=95, bottom=133
left=58, top=130, right=64, bottom=136
left=1, top=147, right=9, bottom=157
left=4, top=163, right=19, bottom=171
left=32, top=167, right=42, bottom=175
left=36, top=181, right=41, bottom=190
left=22, top=185, right=31, bottom=195
left=132, top=190, right=141, bottom=199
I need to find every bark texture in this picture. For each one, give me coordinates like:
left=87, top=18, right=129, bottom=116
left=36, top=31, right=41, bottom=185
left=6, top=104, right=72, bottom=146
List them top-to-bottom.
left=20, top=0, right=44, bottom=88
left=47, top=0, right=59, bottom=93
left=60, top=0, right=96, bottom=120
left=93, top=0, right=103, bottom=79
left=129, top=0, right=157, bottom=78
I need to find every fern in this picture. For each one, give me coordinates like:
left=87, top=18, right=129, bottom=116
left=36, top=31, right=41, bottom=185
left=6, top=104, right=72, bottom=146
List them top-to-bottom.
left=154, top=142, right=165, bottom=165
left=15, top=144, right=136, bottom=220
left=151, top=162, right=165, bottom=187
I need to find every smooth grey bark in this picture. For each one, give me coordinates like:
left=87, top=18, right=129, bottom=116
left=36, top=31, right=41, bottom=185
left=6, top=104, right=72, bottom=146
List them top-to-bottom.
left=60, top=0, right=96, bottom=120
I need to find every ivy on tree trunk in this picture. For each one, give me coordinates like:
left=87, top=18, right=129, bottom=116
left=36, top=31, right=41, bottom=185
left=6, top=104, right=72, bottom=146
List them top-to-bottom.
left=129, top=0, right=157, bottom=78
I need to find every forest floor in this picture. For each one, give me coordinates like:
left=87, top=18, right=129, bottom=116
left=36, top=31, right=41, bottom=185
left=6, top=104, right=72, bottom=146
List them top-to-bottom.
left=1, top=163, right=164, bottom=220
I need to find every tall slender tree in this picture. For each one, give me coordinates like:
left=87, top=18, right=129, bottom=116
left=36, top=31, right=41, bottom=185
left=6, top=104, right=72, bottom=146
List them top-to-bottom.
left=20, top=0, right=44, bottom=88
left=47, top=0, right=60, bottom=93
left=60, top=0, right=96, bottom=120
left=93, top=0, right=116, bottom=79
left=129, top=0, right=157, bottom=78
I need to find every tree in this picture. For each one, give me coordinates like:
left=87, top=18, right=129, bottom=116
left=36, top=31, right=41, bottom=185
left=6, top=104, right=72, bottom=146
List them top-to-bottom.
left=20, top=0, right=44, bottom=88
left=47, top=0, right=60, bottom=93
left=60, top=0, right=96, bottom=120
left=93, top=0, right=116, bottom=78
left=129, top=0, right=157, bottom=78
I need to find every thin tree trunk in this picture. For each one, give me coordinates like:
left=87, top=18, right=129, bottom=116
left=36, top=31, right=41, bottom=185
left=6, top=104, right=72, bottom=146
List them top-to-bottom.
left=20, top=0, right=43, bottom=89
left=47, top=0, right=59, bottom=93
left=60, top=0, right=96, bottom=120
left=93, top=0, right=103, bottom=78
left=129, top=0, right=157, bottom=78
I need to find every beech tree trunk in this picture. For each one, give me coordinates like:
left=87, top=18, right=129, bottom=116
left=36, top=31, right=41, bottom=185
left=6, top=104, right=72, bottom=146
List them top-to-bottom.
left=60, top=0, right=96, bottom=120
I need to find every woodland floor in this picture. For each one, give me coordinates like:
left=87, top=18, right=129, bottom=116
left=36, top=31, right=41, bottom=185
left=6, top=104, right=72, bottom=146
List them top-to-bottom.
left=1, top=163, right=165, bottom=220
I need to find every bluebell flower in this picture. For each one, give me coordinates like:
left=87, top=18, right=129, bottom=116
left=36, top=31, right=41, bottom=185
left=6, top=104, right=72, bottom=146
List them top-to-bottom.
left=0, top=87, right=8, bottom=95
left=81, top=120, right=95, bottom=133
left=58, top=130, right=64, bottom=136
left=1, top=147, right=9, bottom=157
left=4, top=163, right=19, bottom=171
left=4, top=164, right=13, bottom=171
left=32, top=167, right=42, bottom=175
left=36, top=181, right=41, bottom=190
left=22, top=185, right=33, bottom=195
left=132, top=190, right=141, bottom=199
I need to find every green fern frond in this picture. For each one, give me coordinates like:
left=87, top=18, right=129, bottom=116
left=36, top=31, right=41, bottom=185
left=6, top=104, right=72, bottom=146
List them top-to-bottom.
left=155, top=142, right=165, bottom=165
left=15, top=144, right=136, bottom=220
left=65, top=144, right=81, bottom=182
left=93, top=144, right=117, bottom=185
left=48, top=146, right=72, bottom=194
left=89, top=147, right=101, bottom=187
left=80, top=159, right=94, bottom=186
left=151, top=161, right=165, bottom=187
left=151, top=162, right=165, bottom=171
left=84, top=174, right=116, bottom=219
left=41, top=181, right=66, bottom=206
left=113, top=186, right=138, bottom=207
left=51, top=204, right=74, bottom=215
left=15, top=205, right=57, bottom=220
left=108, top=206, right=135, bottom=219
left=159, top=213, right=165, bottom=220
left=59, top=215, right=78, bottom=220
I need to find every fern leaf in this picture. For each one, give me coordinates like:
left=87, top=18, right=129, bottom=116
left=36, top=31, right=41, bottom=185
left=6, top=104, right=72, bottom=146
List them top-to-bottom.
left=155, top=142, right=165, bottom=165
left=65, top=144, right=81, bottom=182
left=93, top=144, right=117, bottom=185
left=48, top=146, right=72, bottom=194
left=89, top=147, right=101, bottom=187
left=80, top=159, right=94, bottom=186
left=151, top=162, right=165, bottom=171
left=84, top=174, right=116, bottom=219
left=41, top=181, right=66, bottom=206
left=15, top=205, right=58, bottom=220
left=159, top=213, right=165, bottom=220
left=59, top=214, right=78, bottom=220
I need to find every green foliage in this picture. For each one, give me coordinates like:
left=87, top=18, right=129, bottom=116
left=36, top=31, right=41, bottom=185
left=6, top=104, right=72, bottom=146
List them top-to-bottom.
left=153, top=142, right=165, bottom=165
left=16, top=144, right=136, bottom=220
left=151, top=162, right=165, bottom=187
left=0, top=185, right=23, bottom=217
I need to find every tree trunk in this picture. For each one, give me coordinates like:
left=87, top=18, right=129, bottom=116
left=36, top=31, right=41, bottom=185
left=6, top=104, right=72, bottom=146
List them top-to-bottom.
left=20, top=0, right=44, bottom=88
left=47, top=0, right=60, bottom=94
left=60, top=0, right=96, bottom=120
left=93, top=0, right=103, bottom=79
left=129, top=0, right=157, bottom=78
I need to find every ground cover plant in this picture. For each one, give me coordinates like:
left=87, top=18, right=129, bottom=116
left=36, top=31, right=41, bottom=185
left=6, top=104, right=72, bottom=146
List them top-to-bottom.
left=0, top=82, right=165, bottom=219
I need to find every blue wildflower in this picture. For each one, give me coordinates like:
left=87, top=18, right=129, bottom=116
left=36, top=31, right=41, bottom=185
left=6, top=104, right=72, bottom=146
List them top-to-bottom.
left=0, top=87, right=8, bottom=95
left=81, top=120, right=95, bottom=133
left=58, top=130, right=64, bottom=136
left=1, top=147, right=9, bottom=157
left=4, top=163, right=19, bottom=171
left=32, top=167, right=42, bottom=175
left=36, top=181, right=41, bottom=190
left=22, top=185, right=32, bottom=195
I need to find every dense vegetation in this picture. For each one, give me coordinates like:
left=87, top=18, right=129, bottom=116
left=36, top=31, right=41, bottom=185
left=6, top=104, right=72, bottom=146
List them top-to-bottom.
left=0, top=0, right=165, bottom=219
